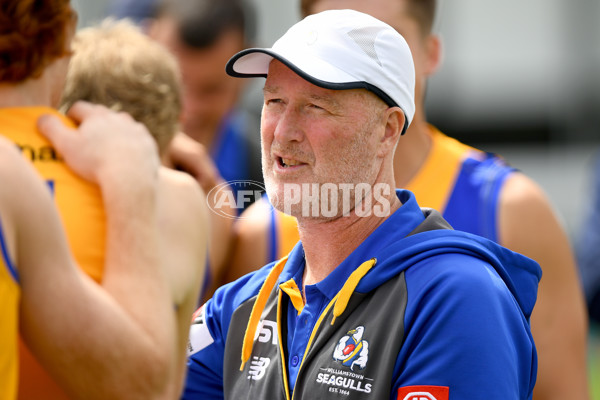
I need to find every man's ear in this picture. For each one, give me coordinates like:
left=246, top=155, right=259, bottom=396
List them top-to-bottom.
left=424, top=34, right=442, bottom=76
left=378, top=107, right=404, bottom=158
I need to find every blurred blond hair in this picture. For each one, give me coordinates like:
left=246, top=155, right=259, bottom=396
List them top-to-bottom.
left=60, top=18, right=182, bottom=155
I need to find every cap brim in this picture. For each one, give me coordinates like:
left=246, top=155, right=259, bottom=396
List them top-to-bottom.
left=226, top=48, right=409, bottom=134
left=226, top=48, right=391, bottom=102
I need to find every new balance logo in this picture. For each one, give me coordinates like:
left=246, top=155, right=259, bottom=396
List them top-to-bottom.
left=248, top=356, right=271, bottom=380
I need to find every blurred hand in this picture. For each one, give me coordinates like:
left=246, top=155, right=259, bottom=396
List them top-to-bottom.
left=37, top=101, right=160, bottom=187
left=165, top=131, right=223, bottom=194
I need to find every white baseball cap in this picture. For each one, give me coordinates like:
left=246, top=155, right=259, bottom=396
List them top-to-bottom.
left=225, top=9, right=416, bottom=134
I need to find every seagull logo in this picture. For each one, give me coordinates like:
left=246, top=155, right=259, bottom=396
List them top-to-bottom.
left=332, top=326, right=369, bottom=371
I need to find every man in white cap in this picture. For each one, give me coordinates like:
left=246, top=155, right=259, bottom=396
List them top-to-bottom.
left=229, top=2, right=589, bottom=398
left=184, top=10, right=541, bottom=399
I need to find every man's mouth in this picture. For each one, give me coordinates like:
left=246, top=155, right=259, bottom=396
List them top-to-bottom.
left=279, top=157, right=303, bottom=168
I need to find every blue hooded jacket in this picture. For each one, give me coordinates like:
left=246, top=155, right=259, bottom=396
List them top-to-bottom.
left=184, top=189, right=541, bottom=400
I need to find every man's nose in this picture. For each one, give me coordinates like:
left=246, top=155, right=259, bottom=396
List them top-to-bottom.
left=273, top=106, right=305, bottom=144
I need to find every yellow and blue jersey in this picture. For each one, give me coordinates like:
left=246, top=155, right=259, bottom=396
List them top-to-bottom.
left=0, top=107, right=106, bottom=400
left=266, top=126, right=515, bottom=261
left=0, top=217, right=20, bottom=400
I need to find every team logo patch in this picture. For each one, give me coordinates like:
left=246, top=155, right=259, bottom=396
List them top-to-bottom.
left=187, top=305, right=214, bottom=356
left=314, top=325, right=373, bottom=395
left=332, top=326, right=369, bottom=370
left=397, top=385, right=449, bottom=400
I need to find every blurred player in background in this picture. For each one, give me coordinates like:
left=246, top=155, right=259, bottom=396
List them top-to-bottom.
left=0, top=0, right=191, bottom=397
left=148, top=0, right=262, bottom=297
left=60, top=19, right=209, bottom=396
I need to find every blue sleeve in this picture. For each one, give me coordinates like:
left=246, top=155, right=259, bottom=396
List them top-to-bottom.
left=393, top=254, right=536, bottom=399
left=182, top=266, right=273, bottom=399
left=182, top=296, right=226, bottom=400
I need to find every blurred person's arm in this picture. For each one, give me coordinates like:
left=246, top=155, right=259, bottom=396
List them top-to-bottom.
left=18, top=102, right=176, bottom=399
left=165, top=131, right=234, bottom=299
left=157, top=167, right=209, bottom=397
left=499, top=173, right=590, bottom=400
left=226, top=196, right=271, bottom=282
left=227, top=197, right=300, bottom=284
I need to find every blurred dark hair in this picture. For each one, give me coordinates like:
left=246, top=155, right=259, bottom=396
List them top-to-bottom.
left=158, top=0, right=255, bottom=48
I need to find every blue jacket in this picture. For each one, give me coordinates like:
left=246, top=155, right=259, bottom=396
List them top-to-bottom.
left=184, top=189, right=541, bottom=400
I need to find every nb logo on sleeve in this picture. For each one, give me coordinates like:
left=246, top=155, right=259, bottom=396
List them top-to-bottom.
left=397, top=386, right=449, bottom=400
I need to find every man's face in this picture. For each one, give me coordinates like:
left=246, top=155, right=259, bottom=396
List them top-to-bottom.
left=309, top=0, right=431, bottom=109
left=152, top=18, right=244, bottom=143
left=261, top=60, right=387, bottom=219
